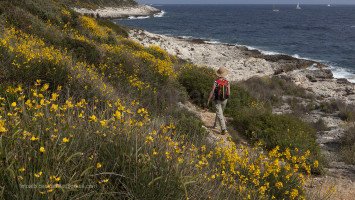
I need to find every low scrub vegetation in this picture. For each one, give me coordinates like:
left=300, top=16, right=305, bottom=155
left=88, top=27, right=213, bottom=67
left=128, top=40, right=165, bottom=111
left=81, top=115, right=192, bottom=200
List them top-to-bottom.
left=0, top=0, right=335, bottom=199
left=57, top=0, right=138, bottom=9
left=178, top=65, right=326, bottom=174
left=238, top=77, right=315, bottom=106
left=320, top=100, right=355, bottom=121
left=340, top=126, right=355, bottom=165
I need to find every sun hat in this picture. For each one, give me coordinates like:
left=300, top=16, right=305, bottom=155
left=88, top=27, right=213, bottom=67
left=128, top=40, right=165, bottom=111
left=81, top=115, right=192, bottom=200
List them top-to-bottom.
left=215, top=67, right=228, bottom=77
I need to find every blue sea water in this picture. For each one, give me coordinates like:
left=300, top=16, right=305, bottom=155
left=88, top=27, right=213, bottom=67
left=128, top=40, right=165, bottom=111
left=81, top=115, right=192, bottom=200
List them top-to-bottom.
left=115, top=4, right=355, bottom=81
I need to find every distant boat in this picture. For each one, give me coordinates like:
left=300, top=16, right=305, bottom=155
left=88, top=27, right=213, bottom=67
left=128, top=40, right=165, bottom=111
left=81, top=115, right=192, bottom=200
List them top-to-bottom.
left=296, top=3, right=301, bottom=9
left=273, top=4, right=279, bottom=12
left=328, top=4, right=331, bottom=7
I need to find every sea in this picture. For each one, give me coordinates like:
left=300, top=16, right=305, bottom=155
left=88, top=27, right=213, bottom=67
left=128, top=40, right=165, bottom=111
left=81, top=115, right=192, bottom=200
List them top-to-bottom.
left=115, top=4, right=355, bottom=82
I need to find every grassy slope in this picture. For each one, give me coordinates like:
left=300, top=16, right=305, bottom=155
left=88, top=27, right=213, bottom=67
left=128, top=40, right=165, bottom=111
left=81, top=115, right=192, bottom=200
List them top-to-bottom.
left=0, top=0, right=330, bottom=199
left=57, top=0, right=138, bottom=9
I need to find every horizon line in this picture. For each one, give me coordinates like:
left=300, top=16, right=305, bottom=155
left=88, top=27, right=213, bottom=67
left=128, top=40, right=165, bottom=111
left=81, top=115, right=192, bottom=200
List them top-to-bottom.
left=148, top=3, right=355, bottom=5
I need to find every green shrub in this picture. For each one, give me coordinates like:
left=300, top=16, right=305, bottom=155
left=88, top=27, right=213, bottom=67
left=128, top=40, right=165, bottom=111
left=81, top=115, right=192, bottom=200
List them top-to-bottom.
left=11, top=0, right=62, bottom=25
left=57, top=0, right=137, bottom=8
left=1, top=3, right=34, bottom=30
left=96, top=18, right=129, bottom=38
left=62, top=37, right=102, bottom=65
left=0, top=45, right=12, bottom=82
left=177, top=65, right=253, bottom=115
left=178, top=66, right=215, bottom=108
left=238, top=77, right=314, bottom=106
left=224, top=84, right=255, bottom=116
left=319, top=100, right=355, bottom=121
left=319, top=101, right=339, bottom=113
left=338, top=104, right=355, bottom=121
left=173, top=109, right=208, bottom=141
left=232, top=109, right=325, bottom=174
left=340, top=126, right=355, bottom=165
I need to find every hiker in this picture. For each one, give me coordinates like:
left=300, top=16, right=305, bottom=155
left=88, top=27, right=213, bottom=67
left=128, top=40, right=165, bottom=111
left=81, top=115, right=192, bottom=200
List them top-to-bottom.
left=206, top=67, right=230, bottom=135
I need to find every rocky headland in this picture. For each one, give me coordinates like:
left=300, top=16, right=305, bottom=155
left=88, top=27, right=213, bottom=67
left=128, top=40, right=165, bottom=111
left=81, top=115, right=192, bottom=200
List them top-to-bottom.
left=72, top=3, right=161, bottom=19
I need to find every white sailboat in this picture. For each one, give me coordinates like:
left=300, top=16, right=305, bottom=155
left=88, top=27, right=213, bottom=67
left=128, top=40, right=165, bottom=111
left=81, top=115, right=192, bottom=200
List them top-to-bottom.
left=328, top=0, right=331, bottom=6
left=296, top=2, right=301, bottom=9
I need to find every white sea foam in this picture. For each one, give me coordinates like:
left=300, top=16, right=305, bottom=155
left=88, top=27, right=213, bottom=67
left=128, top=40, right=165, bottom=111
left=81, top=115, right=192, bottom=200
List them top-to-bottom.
left=154, top=11, right=166, bottom=18
left=128, top=16, right=150, bottom=19
left=179, top=36, right=220, bottom=44
left=180, top=36, right=193, bottom=39
left=200, top=38, right=355, bottom=83
left=205, top=40, right=221, bottom=44
left=239, top=45, right=281, bottom=55
left=243, top=45, right=257, bottom=50
left=242, top=46, right=355, bottom=83
left=261, top=50, right=281, bottom=55
left=291, top=54, right=327, bottom=63
left=292, top=54, right=300, bottom=58
left=294, top=58, right=355, bottom=83
left=308, top=64, right=323, bottom=71
left=329, top=66, right=355, bottom=83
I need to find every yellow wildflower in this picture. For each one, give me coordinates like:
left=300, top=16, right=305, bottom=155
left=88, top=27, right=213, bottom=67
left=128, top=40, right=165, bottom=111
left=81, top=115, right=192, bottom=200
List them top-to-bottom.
left=89, top=115, right=97, bottom=122
left=314, top=160, right=319, bottom=168
left=34, top=171, right=42, bottom=178
left=275, top=182, right=283, bottom=189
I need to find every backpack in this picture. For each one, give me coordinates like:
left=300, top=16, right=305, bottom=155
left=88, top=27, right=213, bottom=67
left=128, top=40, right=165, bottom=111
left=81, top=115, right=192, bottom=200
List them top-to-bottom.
left=215, top=79, right=229, bottom=100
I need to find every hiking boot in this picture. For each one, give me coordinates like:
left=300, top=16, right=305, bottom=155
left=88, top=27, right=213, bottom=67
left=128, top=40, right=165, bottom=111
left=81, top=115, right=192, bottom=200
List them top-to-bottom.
left=221, top=130, right=226, bottom=135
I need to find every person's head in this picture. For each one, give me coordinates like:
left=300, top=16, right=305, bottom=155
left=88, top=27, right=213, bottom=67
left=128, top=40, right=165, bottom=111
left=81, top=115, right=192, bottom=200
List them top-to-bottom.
left=215, top=67, right=228, bottom=78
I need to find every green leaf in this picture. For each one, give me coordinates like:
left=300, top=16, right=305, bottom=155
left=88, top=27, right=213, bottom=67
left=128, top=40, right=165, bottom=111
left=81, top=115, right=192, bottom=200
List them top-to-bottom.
left=65, top=152, right=82, bottom=163
left=80, top=166, right=93, bottom=177
left=6, top=167, right=16, bottom=179
left=148, top=176, right=162, bottom=186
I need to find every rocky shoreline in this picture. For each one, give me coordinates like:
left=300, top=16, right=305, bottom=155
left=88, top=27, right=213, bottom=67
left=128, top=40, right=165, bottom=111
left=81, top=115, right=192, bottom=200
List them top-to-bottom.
left=72, top=3, right=161, bottom=19
left=127, top=28, right=355, bottom=199
left=129, top=29, right=355, bottom=102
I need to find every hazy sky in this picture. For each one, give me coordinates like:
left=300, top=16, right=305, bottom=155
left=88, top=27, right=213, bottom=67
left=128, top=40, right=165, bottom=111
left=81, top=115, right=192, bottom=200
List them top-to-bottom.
left=136, top=0, right=355, bottom=4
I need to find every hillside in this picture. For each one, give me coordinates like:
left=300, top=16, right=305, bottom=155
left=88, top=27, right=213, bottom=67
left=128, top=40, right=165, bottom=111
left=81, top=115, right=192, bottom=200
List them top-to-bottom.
left=0, top=0, right=345, bottom=199
left=57, top=0, right=138, bottom=9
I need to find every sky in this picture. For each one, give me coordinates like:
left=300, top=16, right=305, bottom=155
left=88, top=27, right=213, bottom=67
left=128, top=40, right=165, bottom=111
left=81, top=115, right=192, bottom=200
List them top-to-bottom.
left=135, top=0, right=355, bottom=5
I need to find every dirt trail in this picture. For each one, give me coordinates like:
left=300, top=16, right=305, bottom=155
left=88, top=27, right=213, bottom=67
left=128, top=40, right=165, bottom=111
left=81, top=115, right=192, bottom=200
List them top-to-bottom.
left=191, top=103, right=355, bottom=200
left=200, top=108, right=232, bottom=145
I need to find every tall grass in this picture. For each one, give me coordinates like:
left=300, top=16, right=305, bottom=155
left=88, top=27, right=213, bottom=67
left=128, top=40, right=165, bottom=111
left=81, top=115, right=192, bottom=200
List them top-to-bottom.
left=0, top=0, right=335, bottom=199
left=0, top=82, right=319, bottom=199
